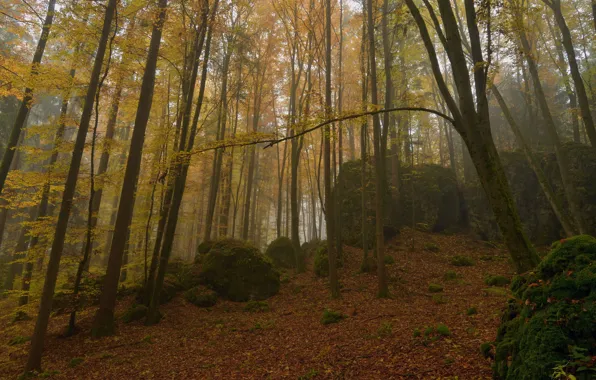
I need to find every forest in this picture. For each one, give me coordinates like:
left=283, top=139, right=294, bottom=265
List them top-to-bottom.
left=0, top=0, right=595, bottom=378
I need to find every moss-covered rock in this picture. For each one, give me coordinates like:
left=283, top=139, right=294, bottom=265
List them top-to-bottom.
left=466, top=145, right=596, bottom=245
left=334, top=161, right=461, bottom=249
left=400, top=165, right=462, bottom=232
left=493, top=235, right=596, bottom=379
left=265, top=237, right=297, bottom=268
left=198, top=238, right=280, bottom=301
left=313, top=242, right=343, bottom=277
left=166, top=260, right=201, bottom=290
left=184, top=286, right=217, bottom=307
left=122, top=304, right=148, bottom=323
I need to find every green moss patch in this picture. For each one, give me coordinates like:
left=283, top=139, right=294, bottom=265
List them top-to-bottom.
left=265, top=237, right=299, bottom=269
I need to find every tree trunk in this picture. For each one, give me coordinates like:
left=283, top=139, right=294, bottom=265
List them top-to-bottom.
left=25, top=0, right=118, bottom=372
left=91, top=0, right=168, bottom=337
left=325, top=0, right=339, bottom=299
left=366, top=0, right=388, bottom=298
left=545, top=0, right=596, bottom=147
left=518, top=29, right=588, bottom=234
left=492, top=85, right=576, bottom=236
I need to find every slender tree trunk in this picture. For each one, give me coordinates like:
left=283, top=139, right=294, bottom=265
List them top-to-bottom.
left=25, top=0, right=119, bottom=372
left=92, top=0, right=168, bottom=337
left=325, top=0, right=339, bottom=299
left=366, top=0, right=388, bottom=298
left=544, top=0, right=596, bottom=147
left=518, top=29, right=588, bottom=234
left=492, top=85, right=576, bottom=236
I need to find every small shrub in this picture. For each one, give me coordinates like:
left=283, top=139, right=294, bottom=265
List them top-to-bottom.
left=424, top=242, right=440, bottom=252
left=314, top=244, right=329, bottom=277
left=383, top=255, right=395, bottom=265
left=451, top=255, right=475, bottom=266
left=443, top=271, right=458, bottom=281
left=484, top=275, right=510, bottom=287
left=428, top=283, right=444, bottom=293
left=184, top=286, right=218, bottom=307
left=432, top=294, right=447, bottom=304
left=244, top=300, right=269, bottom=313
left=122, top=304, right=148, bottom=323
left=466, top=306, right=478, bottom=315
left=321, top=309, right=345, bottom=325
left=12, top=310, right=31, bottom=323
left=377, top=321, right=393, bottom=337
left=436, top=324, right=451, bottom=336
left=423, top=326, right=434, bottom=337
left=413, top=328, right=421, bottom=338
left=8, top=335, right=30, bottom=346
left=68, top=357, right=84, bottom=368
left=298, top=368, right=319, bottom=380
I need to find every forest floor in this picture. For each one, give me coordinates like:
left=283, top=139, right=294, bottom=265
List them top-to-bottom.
left=0, top=228, right=516, bottom=379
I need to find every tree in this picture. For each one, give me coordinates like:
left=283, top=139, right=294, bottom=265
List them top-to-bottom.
left=25, top=0, right=119, bottom=372
left=92, top=0, right=168, bottom=337
left=325, top=0, right=339, bottom=299
left=366, top=0, right=388, bottom=297
left=404, top=0, right=540, bottom=273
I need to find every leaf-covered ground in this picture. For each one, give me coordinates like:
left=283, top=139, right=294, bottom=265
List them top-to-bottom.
left=0, top=228, right=514, bottom=379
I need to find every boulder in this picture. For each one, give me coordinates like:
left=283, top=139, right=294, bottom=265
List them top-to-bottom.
left=197, top=238, right=280, bottom=301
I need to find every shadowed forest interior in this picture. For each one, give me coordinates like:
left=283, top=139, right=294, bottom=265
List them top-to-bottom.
left=0, top=0, right=595, bottom=378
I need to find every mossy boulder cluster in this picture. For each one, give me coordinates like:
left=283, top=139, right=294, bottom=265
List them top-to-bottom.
left=466, top=144, right=596, bottom=244
left=334, top=160, right=462, bottom=248
left=493, top=235, right=596, bottom=379
left=265, top=236, right=298, bottom=268
left=197, top=238, right=280, bottom=301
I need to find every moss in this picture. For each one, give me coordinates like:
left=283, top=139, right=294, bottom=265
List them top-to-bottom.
left=493, top=235, right=596, bottom=379
left=265, top=237, right=298, bottom=268
left=198, top=239, right=280, bottom=302
left=197, top=240, right=214, bottom=255
left=313, top=242, right=342, bottom=277
left=424, top=242, right=440, bottom=252
left=384, top=255, right=395, bottom=265
left=451, top=255, right=475, bottom=266
left=167, top=260, right=201, bottom=290
left=443, top=271, right=458, bottom=280
left=485, top=274, right=510, bottom=287
left=428, top=283, right=444, bottom=293
left=184, top=286, right=217, bottom=307
left=483, top=287, right=509, bottom=297
left=432, top=294, right=447, bottom=304
left=243, top=300, right=269, bottom=313
left=122, top=304, right=148, bottom=323
left=466, top=306, right=478, bottom=315
left=321, top=309, right=345, bottom=325
left=12, top=310, right=31, bottom=323
left=413, top=328, right=421, bottom=338
left=8, top=335, right=30, bottom=346
left=68, top=357, right=84, bottom=368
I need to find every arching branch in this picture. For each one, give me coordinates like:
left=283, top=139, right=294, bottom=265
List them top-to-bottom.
left=190, top=106, right=455, bottom=155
